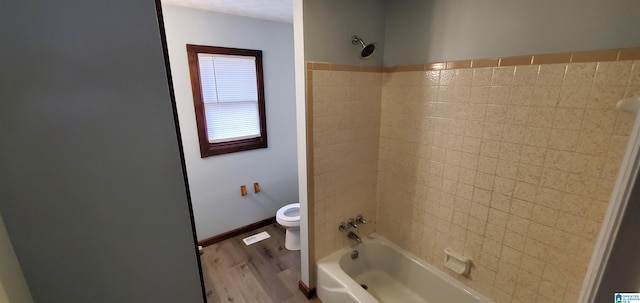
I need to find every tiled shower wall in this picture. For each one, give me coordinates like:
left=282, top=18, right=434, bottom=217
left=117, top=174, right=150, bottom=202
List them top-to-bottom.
left=376, top=59, right=639, bottom=303
left=308, top=64, right=382, bottom=260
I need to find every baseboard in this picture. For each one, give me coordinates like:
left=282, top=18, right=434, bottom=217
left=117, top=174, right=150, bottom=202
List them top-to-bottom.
left=198, top=217, right=276, bottom=247
left=298, top=280, right=316, bottom=299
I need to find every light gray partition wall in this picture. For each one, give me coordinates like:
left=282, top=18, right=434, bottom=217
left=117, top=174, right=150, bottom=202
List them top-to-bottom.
left=303, top=0, right=387, bottom=66
left=384, top=0, right=640, bottom=66
left=0, top=1, right=204, bottom=302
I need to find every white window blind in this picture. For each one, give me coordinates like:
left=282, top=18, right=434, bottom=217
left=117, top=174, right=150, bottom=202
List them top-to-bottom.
left=197, top=53, right=261, bottom=143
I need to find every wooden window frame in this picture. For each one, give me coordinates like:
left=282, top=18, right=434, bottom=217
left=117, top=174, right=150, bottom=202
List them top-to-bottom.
left=186, top=44, right=268, bottom=157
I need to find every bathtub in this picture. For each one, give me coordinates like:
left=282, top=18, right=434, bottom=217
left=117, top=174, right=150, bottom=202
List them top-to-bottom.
left=316, top=234, right=494, bottom=303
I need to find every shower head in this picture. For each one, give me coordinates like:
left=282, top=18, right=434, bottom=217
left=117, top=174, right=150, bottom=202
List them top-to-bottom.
left=352, top=35, right=376, bottom=60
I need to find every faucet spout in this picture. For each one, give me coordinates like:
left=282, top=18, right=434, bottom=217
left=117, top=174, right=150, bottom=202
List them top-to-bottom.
left=347, top=231, right=362, bottom=244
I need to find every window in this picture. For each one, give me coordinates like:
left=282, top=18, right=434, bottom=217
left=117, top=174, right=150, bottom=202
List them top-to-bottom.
left=186, top=44, right=267, bottom=157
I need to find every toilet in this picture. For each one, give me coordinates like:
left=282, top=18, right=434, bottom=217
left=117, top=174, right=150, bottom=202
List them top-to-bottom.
left=276, top=203, right=300, bottom=251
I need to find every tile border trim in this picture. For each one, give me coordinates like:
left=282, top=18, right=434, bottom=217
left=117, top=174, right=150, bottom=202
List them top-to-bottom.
left=306, top=46, right=640, bottom=72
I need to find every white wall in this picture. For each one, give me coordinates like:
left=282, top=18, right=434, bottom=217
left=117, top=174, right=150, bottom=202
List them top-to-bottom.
left=384, top=0, right=640, bottom=66
left=0, top=1, right=204, bottom=302
left=162, top=5, right=299, bottom=239
left=0, top=212, right=32, bottom=303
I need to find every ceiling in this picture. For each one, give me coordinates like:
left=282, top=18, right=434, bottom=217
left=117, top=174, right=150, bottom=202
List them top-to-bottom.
left=161, top=0, right=293, bottom=23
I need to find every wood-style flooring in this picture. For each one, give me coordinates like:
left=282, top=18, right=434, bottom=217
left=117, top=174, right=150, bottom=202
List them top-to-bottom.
left=200, top=223, right=323, bottom=303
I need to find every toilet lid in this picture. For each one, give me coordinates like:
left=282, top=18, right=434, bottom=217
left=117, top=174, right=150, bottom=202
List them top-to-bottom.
left=277, top=203, right=300, bottom=222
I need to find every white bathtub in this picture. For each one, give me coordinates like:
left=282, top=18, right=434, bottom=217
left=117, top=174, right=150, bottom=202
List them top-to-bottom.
left=317, top=234, right=494, bottom=303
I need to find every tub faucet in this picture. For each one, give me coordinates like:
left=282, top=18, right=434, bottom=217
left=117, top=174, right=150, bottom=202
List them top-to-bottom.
left=347, top=218, right=358, bottom=229
left=347, top=231, right=362, bottom=244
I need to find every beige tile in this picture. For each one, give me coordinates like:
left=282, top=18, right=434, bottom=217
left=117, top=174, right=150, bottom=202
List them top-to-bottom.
left=594, top=61, right=633, bottom=85
left=630, top=61, right=640, bottom=83
left=563, top=63, right=596, bottom=86
left=536, top=64, right=567, bottom=85
left=513, top=66, right=539, bottom=86
left=471, top=67, right=493, bottom=86
left=492, top=67, right=515, bottom=86
left=440, top=69, right=456, bottom=86
left=455, top=69, right=473, bottom=86
left=424, top=70, right=441, bottom=86
left=532, top=85, right=561, bottom=107
left=558, top=85, right=590, bottom=108
left=587, top=85, right=626, bottom=109
left=470, top=86, right=490, bottom=103
left=489, top=86, right=511, bottom=105
left=510, top=86, right=535, bottom=106
left=485, top=104, right=508, bottom=123
left=505, top=106, right=531, bottom=125
left=527, top=107, right=556, bottom=128
left=553, top=108, right=585, bottom=130
left=614, top=112, right=635, bottom=136
left=465, top=120, right=485, bottom=138
left=483, top=122, right=505, bottom=141
left=503, top=124, right=526, bottom=144
left=524, top=127, right=551, bottom=147
left=548, top=129, right=579, bottom=151
left=575, top=132, right=611, bottom=156
left=608, top=135, right=630, bottom=158
left=463, top=136, right=482, bottom=154
left=499, top=142, right=523, bottom=161
left=520, top=146, right=547, bottom=166
left=478, top=156, right=499, bottom=174
left=601, top=156, right=623, bottom=180
left=496, top=159, right=519, bottom=179
left=516, top=164, right=543, bottom=185
left=540, top=168, right=569, bottom=191
left=476, top=171, right=496, bottom=191
left=565, top=174, right=599, bottom=196
left=494, top=176, right=516, bottom=196
left=513, top=181, right=537, bottom=203
left=473, top=187, right=492, bottom=206
left=535, top=187, right=564, bottom=210
left=491, top=192, right=512, bottom=212
left=560, top=193, right=590, bottom=217
left=510, top=199, right=534, bottom=219
left=531, top=204, right=559, bottom=227
left=555, top=212, right=586, bottom=235
left=527, top=222, right=554, bottom=245
left=504, top=230, right=526, bottom=251
left=482, top=237, right=503, bottom=258
left=523, top=237, right=549, bottom=260
left=501, top=245, right=523, bottom=266
left=520, top=254, right=545, bottom=276
left=514, top=284, right=538, bottom=301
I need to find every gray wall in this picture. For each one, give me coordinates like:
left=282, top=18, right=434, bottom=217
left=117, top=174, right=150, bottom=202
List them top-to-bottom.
left=303, top=0, right=387, bottom=66
left=384, top=0, right=640, bottom=66
left=0, top=1, right=204, bottom=302
left=162, top=5, right=299, bottom=239
left=595, top=169, right=640, bottom=301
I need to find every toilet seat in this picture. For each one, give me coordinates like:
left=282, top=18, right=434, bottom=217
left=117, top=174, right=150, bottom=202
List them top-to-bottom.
left=276, top=203, right=300, bottom=227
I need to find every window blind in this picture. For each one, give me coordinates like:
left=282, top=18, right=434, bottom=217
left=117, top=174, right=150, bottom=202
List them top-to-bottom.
left=197, top=53, right=261, bottom=143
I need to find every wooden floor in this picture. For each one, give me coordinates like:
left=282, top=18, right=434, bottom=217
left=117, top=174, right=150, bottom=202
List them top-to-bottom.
left=200, top=223, right=322, bottom=303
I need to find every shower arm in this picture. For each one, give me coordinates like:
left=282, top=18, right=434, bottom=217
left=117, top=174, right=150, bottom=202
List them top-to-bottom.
left=352, top=36, right=366, bottom=48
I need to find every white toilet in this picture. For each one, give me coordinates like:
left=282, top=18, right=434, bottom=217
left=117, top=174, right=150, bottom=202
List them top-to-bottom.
left=276, top=203, right=300, bottom=251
